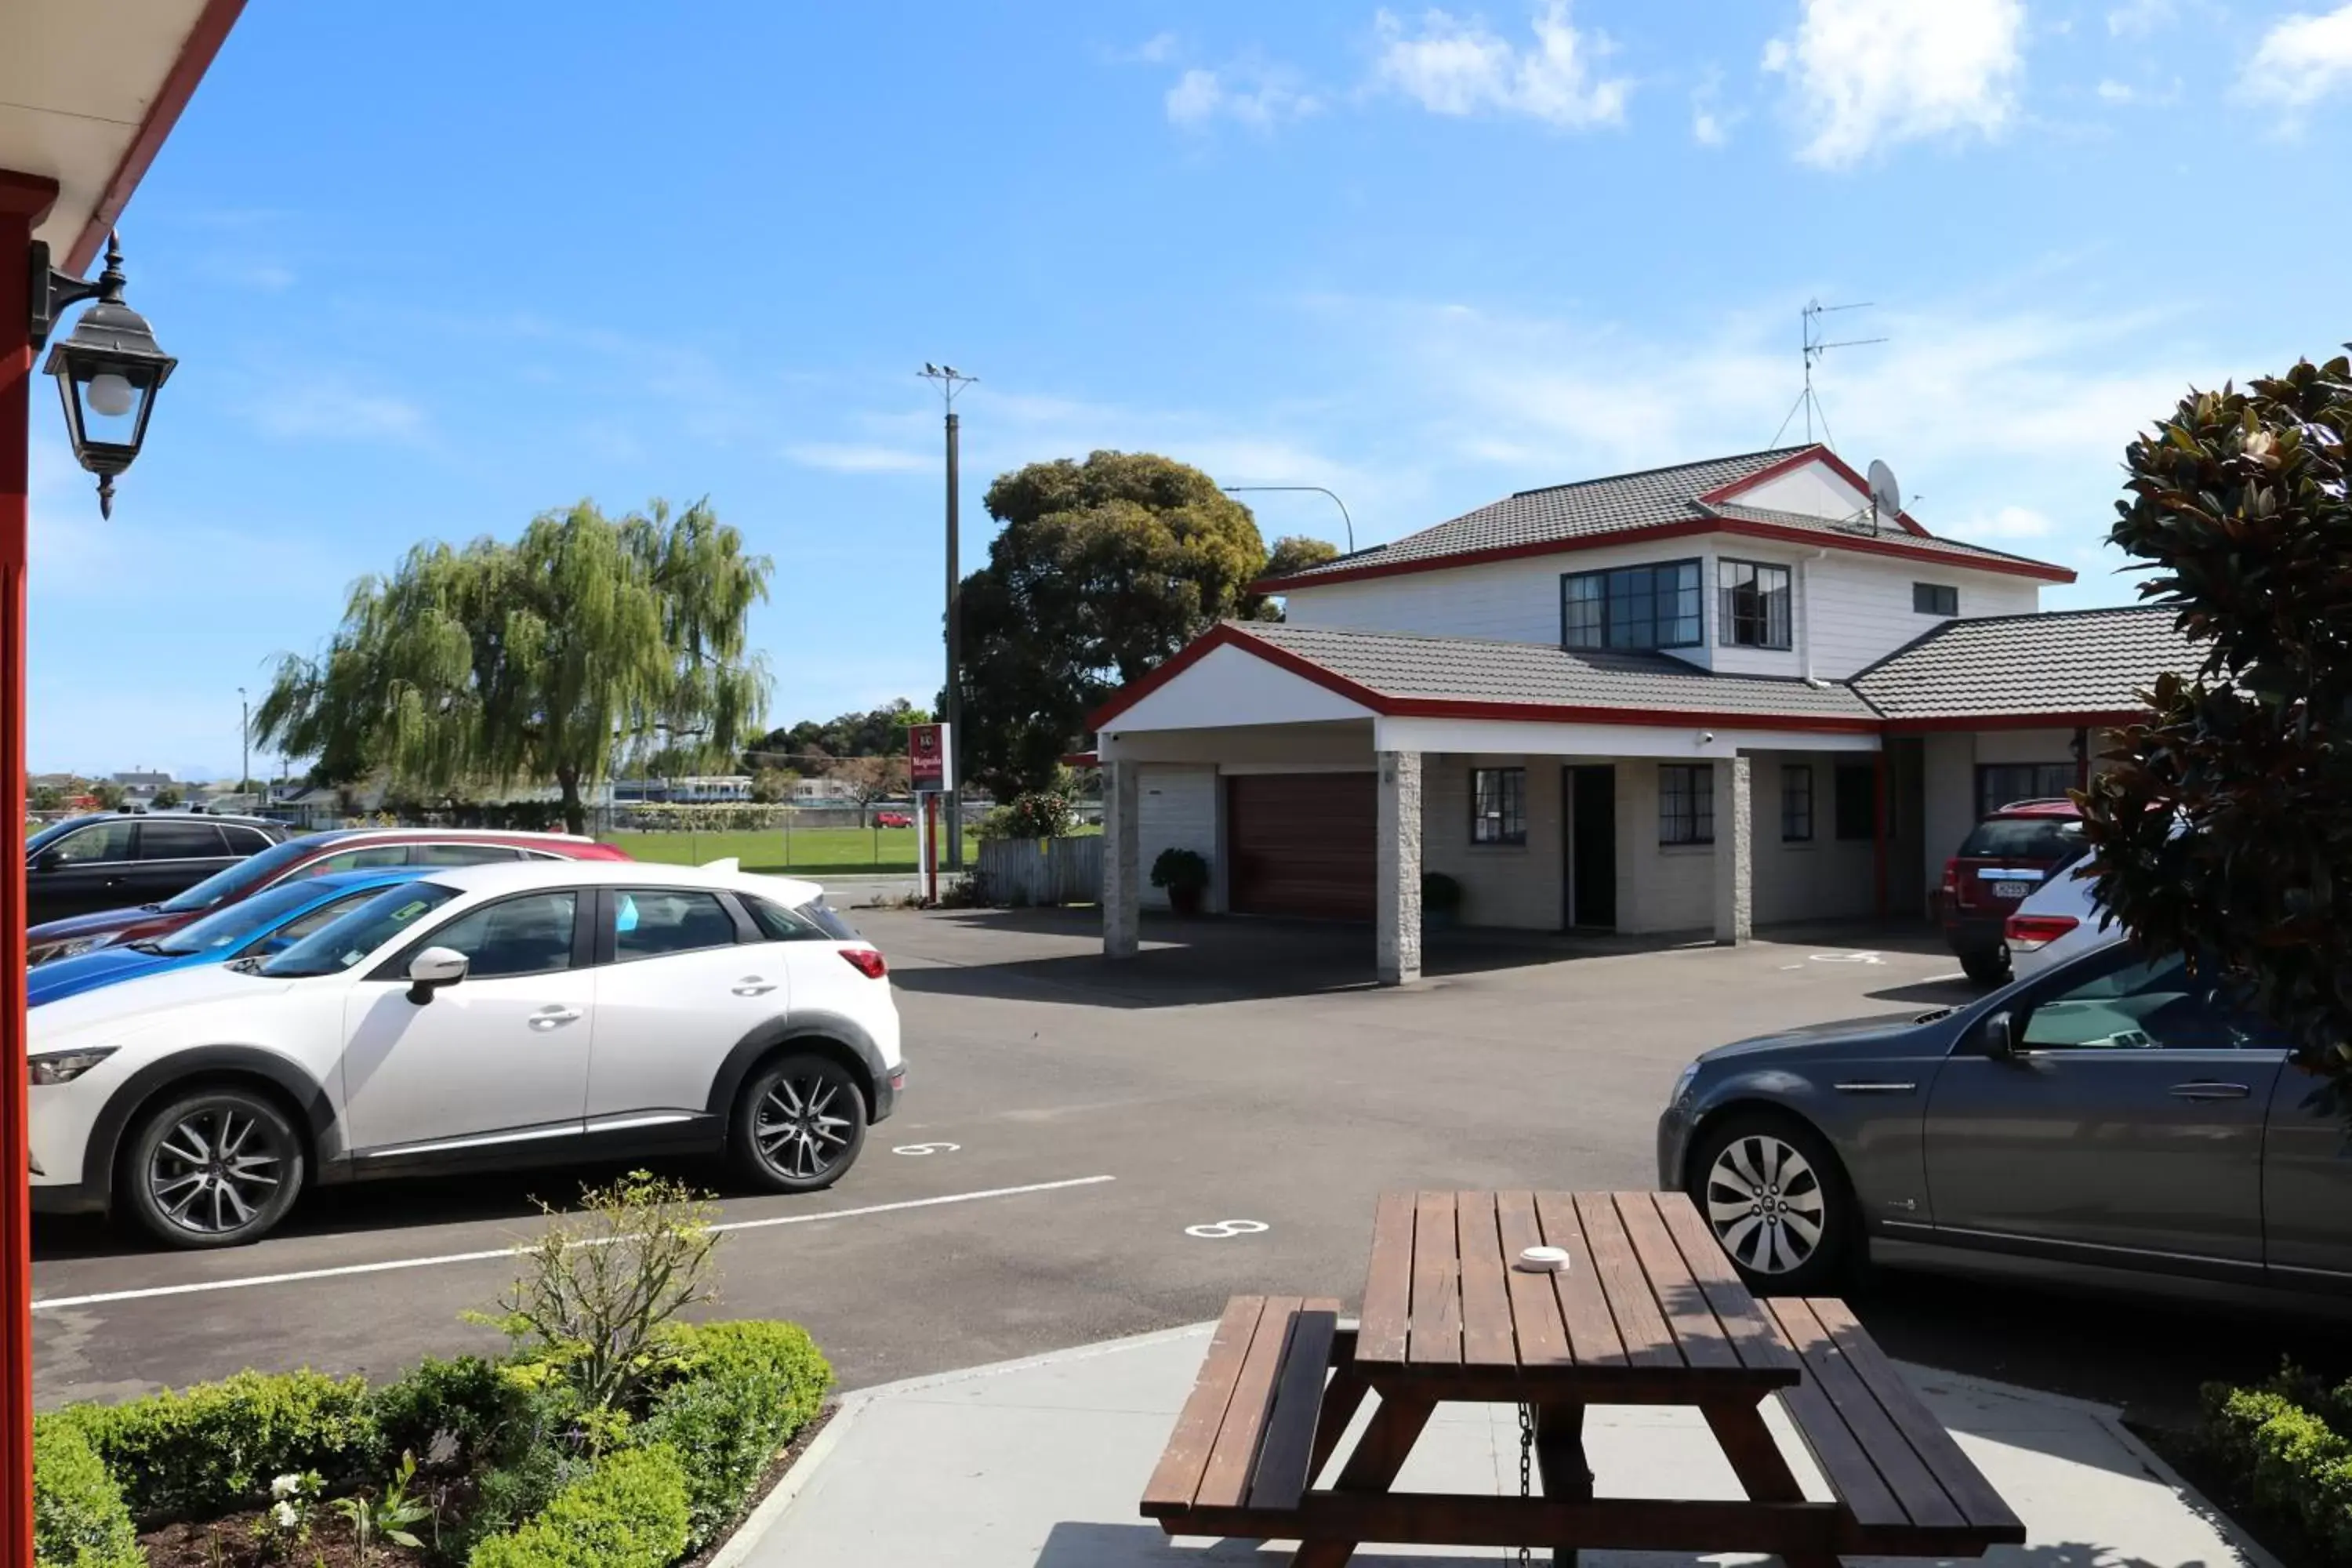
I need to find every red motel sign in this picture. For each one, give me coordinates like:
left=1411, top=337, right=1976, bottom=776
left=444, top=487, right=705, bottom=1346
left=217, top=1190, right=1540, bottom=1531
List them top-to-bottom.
left=908, top=722, right=950, bottom=792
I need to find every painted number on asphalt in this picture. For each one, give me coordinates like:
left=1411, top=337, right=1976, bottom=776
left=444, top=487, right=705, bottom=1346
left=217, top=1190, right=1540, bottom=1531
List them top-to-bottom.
left=891, top=1142, right=962, bottom=1156
left=1185, top=1220, right=1270, bottom=1240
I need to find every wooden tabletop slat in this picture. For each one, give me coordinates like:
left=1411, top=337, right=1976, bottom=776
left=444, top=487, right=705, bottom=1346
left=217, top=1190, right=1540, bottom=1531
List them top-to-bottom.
left=1494, top=1190, right=1573, bottom=1367
left=1535, top=1190, right=1630, bottom=1367
left=1570, top=1190, right=1679, bottom=1367
left=1357, top=1191, right=1416, bottom=1366
left=1407, top=1192, right=1465, bottom=1366
left=1454, top=1192, right=1519, bottom=1367
left=1616, top=1192, right=1740, bottom=1370
left=1655, top=1193, right=1800, bottom=1372
left=1195, top=1294, right=1304, bottom=1508
left=1142, top=1295, right=1265, bottom=1510
left=1768, top=1298, right=1964, bottom=1528
left=1809, top=1298, right=2024, bottom=1530
left=1247, top=1299, right=1343, bottom=1512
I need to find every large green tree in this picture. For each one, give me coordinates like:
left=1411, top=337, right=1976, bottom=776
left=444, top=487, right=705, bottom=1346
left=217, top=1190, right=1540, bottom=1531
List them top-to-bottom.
left=2078, top=354, right=2352, bottom=1094
left=954, top=451, right=1287, bottom=797
left=256, top=499, right=771, bottom=833
left=742, top=699, right=930, bottom=770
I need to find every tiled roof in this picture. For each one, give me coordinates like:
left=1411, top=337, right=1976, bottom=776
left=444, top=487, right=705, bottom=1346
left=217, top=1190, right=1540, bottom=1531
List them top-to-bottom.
left=1267, top=449, right=1805, bottom=586
left=1693, top=501, right=2056, bottom=571
left=1851, top=605, right=2202, bottom=720
left=1236, top=622, right=1880, bottom=721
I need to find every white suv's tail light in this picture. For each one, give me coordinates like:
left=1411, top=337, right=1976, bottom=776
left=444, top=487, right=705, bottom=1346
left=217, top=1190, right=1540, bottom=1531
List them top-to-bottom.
left=2005, top=913, right=2078, bottom=951
left=839, top=947, right=887, bottom=979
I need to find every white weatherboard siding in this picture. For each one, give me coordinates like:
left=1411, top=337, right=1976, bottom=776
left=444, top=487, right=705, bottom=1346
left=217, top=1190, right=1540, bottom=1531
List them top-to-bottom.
left=1731, top=459, right=1863, bottom=519
left=1281, top=539, right=1686, bottom=646
left=1799, top=554, right=2039, bottom=681
left=1100, top=643, right=1370, bottom=733
left=1420, top=757, right=1564, bottom=930
left=1135, top=764, right=1217, bottom=912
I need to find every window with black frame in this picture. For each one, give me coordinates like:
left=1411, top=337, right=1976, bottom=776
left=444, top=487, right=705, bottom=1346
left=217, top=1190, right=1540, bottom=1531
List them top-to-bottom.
left=1719, top=560, right=1792, bottom=648
left=1562, top=561, right=1703, bottom=650
left=1913, top=582, right=1959, bottom=616
left=1976, top=762, right=2075, bottom=818
left=1659, top=764, right=1713, bottom=844
left=1781, top=764, right=1813, bottom=841
left=1471, top=767, right=1526, bottom=845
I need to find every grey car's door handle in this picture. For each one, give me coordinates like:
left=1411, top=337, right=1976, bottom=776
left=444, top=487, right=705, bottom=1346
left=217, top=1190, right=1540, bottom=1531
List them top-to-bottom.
left=731, top=978, right=777, bottom=996
left=528, top=1007, right=583, bottom=1030
left=2169, top=1080, right=2250, bottom=1100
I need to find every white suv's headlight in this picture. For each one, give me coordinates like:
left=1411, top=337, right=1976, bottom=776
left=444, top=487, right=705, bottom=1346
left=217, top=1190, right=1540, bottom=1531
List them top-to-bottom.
left=29, top=1047, right=116, bottom=1085
left=1669, top=1061, right=1701, bottom=1107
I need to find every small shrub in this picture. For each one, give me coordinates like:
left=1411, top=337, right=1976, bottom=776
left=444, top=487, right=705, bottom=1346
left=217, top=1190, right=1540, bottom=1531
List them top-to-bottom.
left=1149, top=848, right=1210, bottom=892
left=637, top=1322, right=833, bottom=1549
left=369, top=1355, right=533, bottom=1474
left=56, top=1369, right=376, bottom=1522
left=2202, top=1377, right=2352, bottom=1558
left=31, top=1418, right=140, bottom=1568
left=458, top=1443, right=587, bottom=1562
left=466, top=1445, right=690, bottom=1568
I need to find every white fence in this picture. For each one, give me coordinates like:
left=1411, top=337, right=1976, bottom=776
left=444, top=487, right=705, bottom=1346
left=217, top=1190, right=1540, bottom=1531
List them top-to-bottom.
left=975, top=836, right=1103, bottom=906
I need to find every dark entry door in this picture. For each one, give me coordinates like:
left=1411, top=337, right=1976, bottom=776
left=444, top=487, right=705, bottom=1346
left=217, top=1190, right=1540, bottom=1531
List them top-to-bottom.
left=1567, top=766, right=1616, bottom=929
left=1226, top=773, right=1374, bottom=920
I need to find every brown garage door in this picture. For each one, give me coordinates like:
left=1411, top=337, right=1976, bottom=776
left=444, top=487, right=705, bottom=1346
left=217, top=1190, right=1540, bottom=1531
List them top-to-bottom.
left=1226, top=773, right=1375, bottom=920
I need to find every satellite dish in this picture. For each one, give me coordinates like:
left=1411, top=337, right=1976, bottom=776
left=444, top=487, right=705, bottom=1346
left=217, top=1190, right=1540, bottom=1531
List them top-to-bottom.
left=1866, top=459, right=1901, bottom=531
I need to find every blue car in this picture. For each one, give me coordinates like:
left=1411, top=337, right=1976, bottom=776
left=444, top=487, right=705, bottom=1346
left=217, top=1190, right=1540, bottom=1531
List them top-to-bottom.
left=29, top=869, right=426, bottom=1007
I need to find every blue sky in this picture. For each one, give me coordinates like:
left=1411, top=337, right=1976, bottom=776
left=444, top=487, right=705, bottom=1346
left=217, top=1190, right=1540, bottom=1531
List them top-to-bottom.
left=28, top=0, right=2352, bottom=779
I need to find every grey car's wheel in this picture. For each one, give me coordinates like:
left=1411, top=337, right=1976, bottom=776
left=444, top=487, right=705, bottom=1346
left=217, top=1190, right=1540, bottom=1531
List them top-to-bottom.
left=731, top=1053, right=868, bottom=1194
left=121, top=1087, right=305, bottom=1249
left=1687, top=1113, right=1849, bottom=1294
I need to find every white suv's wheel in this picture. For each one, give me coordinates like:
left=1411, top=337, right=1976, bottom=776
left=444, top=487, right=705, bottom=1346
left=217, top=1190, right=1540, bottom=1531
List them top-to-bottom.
left=730, top=1052, right=868, bottom=1193
left=121, top=1086, right=306, bottom=1249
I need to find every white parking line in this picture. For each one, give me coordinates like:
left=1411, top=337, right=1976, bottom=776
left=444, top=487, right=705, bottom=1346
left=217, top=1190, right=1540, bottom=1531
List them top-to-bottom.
left=31, top=1174, right=1118, bottom=1312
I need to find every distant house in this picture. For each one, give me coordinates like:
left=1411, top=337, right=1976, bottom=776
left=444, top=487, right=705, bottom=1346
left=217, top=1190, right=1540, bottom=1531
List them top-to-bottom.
left=111, top=769, right=174, bottom=802
left=792, top=776, right=857, bottom=804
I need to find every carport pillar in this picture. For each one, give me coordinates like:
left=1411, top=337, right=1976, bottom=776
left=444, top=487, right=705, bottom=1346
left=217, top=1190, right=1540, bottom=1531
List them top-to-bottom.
left=1377, top=750, right=1422, bottom=985
left=1713, top=753, right=1751, bottom=946
left=1104, top=760, right=1140, bottom=959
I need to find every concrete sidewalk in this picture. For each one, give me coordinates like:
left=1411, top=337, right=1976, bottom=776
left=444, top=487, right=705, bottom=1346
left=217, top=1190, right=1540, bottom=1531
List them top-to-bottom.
left=728, top=1323, right=2275, bottom=1568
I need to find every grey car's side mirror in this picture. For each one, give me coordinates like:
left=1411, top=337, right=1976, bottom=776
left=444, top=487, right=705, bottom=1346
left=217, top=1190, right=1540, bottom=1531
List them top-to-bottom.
left=31, top=851, right=59, bottom=875
left=405, top=946, right=469, bottom=1005
left=1977, top=1010, right=2018, bottom=1059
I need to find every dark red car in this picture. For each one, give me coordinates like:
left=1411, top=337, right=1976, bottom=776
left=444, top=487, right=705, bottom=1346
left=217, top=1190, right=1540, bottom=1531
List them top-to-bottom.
left=1937, top=798, right=2087, bottom=985
left=25, top=828, right=633, bottom=965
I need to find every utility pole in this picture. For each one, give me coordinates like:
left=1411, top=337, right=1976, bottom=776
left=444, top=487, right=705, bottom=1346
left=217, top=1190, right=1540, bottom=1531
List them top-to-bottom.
left=919, top=363, right=977, bottom=868
left=238, top=687, right=249, bottom=794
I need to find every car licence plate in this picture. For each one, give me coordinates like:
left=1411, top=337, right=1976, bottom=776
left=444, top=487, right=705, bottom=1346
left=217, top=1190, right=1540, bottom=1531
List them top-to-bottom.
left=1992, top=880, right=2031, bottom=900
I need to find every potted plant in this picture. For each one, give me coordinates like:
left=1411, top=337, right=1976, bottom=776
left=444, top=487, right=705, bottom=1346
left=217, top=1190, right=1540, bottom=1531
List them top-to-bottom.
left=1151, top=847, right=1212, bottom=916
left=1421, top=871, right=1464, bottom=931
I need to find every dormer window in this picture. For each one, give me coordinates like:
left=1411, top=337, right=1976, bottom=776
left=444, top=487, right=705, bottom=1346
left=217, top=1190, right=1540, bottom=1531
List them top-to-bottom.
left=1561, top=560, right=1702, bottom=651
left=1719, top=560, right=1792, bottom=649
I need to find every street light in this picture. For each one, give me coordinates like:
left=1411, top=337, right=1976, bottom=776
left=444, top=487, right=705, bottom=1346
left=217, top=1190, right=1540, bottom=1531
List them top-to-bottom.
left=31, top=233, right=176, bottom=519
left=1221, top=485, right=1355, bottom=554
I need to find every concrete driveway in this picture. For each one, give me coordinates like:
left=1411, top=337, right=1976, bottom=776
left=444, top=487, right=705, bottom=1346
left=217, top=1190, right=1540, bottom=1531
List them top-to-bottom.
left=29, top=909, right=2341, bottom=1427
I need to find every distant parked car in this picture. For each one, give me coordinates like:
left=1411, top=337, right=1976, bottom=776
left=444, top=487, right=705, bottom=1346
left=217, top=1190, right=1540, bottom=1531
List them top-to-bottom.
left=1936, top=798, right=2086, bottom=985
left=874, top=811, right=913, bottom=829
left=26, top=813, right=290, bottom=927
left=24, top=828, right=630, bottom=966
left=2005, top=860, right=2108, bottom=982
left=31, top=861, right=902, bottom=1247
left=29, top=869, right=426, bottom=1007
left=1658, top=936, right=2347, bottom=1301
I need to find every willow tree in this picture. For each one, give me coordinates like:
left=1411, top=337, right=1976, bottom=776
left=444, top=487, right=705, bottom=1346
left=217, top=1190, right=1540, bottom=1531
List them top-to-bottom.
left=256, top=499, right=771, bottom=833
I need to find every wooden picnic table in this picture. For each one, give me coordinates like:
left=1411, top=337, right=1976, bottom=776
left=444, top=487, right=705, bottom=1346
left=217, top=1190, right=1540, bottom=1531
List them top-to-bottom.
left=1143, top=1189, right=2027, bottom=1567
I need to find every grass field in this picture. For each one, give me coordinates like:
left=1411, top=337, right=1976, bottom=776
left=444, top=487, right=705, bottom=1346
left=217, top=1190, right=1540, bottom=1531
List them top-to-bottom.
left=601, top=825, right=984, bottom=875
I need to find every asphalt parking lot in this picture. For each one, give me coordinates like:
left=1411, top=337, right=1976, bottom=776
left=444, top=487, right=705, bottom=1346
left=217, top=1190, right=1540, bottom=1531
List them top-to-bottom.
left=30, top=909, right=2344, bottom=1427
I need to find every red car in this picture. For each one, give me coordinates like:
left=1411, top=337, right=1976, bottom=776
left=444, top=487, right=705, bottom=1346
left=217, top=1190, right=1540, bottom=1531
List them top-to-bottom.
left=1937, top=798, right=2087, bottom=985
left=874, top=811, right=913, bottom=828
left=25, top=828, right=632, bottom=966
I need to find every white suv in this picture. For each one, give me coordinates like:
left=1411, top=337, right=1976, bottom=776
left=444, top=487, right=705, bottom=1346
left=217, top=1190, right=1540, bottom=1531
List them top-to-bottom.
left=29, top=861, right=904, bottom=1248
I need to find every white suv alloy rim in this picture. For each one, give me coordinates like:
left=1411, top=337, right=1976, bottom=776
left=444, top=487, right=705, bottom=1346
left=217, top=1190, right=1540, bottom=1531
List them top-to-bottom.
left=148, top=1105, right=286, bottom=1235
left=1704, top=1134, right=1827, bottom=1275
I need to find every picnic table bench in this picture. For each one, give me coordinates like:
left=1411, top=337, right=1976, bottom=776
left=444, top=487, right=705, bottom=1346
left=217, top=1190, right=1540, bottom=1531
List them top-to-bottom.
left=1142, top=1190, right=2024, bottom=1566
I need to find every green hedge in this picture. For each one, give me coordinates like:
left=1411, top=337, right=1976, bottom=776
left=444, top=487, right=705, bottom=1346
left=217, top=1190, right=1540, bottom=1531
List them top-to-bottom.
left=637, top=1321, right=833, bottom=1549
left=51, top=1368, right=376, bottom=1522
left=2202, top=1374, right=2352, bottom=1559
left=31, top=1419, right=140, bottom=1568
left=466, top=1446, right=691, bottom=1568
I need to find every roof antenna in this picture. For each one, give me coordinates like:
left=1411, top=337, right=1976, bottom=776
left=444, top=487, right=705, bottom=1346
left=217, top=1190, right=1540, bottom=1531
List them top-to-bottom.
left=1769, top=299, right=1886, bottom=452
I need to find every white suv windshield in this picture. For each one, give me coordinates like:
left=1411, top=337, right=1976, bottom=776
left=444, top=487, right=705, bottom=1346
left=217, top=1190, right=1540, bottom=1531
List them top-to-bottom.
left=258, top=883, right=462, bottom=978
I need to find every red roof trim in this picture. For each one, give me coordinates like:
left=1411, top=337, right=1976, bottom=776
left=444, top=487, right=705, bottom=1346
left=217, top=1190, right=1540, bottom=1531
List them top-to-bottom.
left=66, top=0, right=246, bottom=272
left=1704, top=446, right=1933, bottom=538
left=1250, top=514, right=2073, bottom=593
left=1084, top=623, right=1388, bottom=731
left=1879, top=710, right=2147, bottom=734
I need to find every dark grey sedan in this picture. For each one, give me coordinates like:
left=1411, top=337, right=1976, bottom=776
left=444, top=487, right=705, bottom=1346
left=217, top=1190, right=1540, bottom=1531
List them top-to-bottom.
left=1656, top=938, right=2350, bottom=1300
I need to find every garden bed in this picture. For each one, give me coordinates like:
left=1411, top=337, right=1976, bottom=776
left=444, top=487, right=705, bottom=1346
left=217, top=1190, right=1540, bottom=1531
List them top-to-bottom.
left=2135, top=1365, right=2352, bottom=1568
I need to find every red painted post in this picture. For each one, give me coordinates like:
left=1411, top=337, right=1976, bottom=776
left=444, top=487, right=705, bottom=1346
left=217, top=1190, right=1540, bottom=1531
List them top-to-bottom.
left=0, top=169, right=61, bottom=1568
left=923, top=793, right=938, bottom=904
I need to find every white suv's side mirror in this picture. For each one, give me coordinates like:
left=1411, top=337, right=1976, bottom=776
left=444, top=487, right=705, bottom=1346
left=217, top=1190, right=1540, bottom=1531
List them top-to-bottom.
left=406, top=946, right=469, bottom=1004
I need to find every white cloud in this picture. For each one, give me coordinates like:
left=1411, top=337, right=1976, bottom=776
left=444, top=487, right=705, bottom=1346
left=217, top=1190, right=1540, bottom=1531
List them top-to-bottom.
left=1762, top=0, right=2024, bottom=168
left=2107, top=0, right=2173, bottom=35
left=1371, top=1, right=1629, bottom=128
left=2240, top=4, right=2352, bottom=111
left=1123, top=31, right=1181, bottom=64
left=1166, top=62, right=1321, bottom=129
left=1690, top=67, right=1733, bottom=146
left=2096, top=76, right=2180, bottom=105
left=1692, top=107, right=1727, bottom=145
left=245, top=375, right=428, bottom=445
left=782, top=442, right=932, bottom=474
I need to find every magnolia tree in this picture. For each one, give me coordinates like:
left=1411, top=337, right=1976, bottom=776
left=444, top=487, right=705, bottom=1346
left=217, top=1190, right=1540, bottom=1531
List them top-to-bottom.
left=2078, top=353, right=2352, bottom=1095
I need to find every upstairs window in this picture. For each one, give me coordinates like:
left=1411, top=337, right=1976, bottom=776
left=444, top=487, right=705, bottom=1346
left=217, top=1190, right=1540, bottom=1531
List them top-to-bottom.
left=1563, top=561, right=1702, bottom=651
left=1719, top=561, right=1792, bottom=649
left=1913, top=582, right=1958, bottom=616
